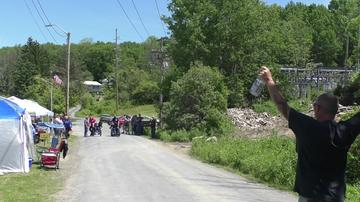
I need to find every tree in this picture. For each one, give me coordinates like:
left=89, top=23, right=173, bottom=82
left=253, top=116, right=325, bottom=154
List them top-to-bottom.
left=165, top=0, right=310, bottom=106
left=329, top=0, right=360, bottom=66
left=306, top=4, right=341, bottom=66
left=12, top=38, right=49, bottom=98
left=81, top=42, right=115, bottom=81
left=163, top=65, right=229, bottom=135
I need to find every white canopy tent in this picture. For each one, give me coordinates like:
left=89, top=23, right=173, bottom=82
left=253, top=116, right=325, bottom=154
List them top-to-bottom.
left=7, top=96, right=53, bottom=117
left=0, top=97, right=35, bottom=174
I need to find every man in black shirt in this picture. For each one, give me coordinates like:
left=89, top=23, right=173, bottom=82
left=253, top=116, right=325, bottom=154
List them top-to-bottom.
left=259, top=66, right=360, bottom=202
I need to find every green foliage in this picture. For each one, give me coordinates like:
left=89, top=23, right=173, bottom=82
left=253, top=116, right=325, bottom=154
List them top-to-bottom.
left=10, top=38, right=49, bottom=98
left=80, top=42, right=115, bottom=81
left=163, top=65, right=229, bottom=135
left=334, top=74, right=360, bottom=105
left=132, top=80, right=159, bottom=105
left=80, top=92, right=96, bottom=109
left=77, top=97, right=157, bottom=117
left=252, top=100, right=279, bottom=116
left=159, top=128, right=206, bottom=142
left=191, top=134, right=360, bottom=200
left=191, top=135, right=297, bottom=189
left=347, top=137, right=360, bottom=184
left=347, top=184, right=360, bottom=202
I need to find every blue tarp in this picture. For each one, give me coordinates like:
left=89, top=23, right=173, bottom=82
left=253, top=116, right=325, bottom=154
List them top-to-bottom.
left=0, top=97, right=25, bottom=119
left=37, top=122, right=64, bottom=129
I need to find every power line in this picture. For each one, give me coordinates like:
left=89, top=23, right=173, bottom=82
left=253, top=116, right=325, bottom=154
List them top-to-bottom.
left=22, top=0, right=48, bottom=41
left=30, top=0, right=58, bottom=43
left=36, top=0, right=66, bottom=38
left=115, top=0, right=144, bottom=41
left=131, top=0, right=151, bottom=37
left=154, top=0, right=167, bottom=36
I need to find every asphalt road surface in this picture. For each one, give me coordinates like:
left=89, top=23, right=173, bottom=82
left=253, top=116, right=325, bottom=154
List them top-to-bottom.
left=55, top=119, right=297, bottom=202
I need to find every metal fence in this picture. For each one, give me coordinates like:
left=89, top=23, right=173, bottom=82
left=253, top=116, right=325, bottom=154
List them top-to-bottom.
left=280, top=67, right=355, bottom=97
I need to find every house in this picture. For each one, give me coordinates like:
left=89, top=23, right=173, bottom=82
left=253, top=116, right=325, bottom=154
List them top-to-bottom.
left=83, top=81, right=102, bottom=94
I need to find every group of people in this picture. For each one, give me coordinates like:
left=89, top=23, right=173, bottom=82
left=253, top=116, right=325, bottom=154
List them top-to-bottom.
left=31, top=114, right=72, bottom=159
left=52, top=114, right=72, bottom=158
left=83, top=114, right=157, bottom=137
left=83, top=116, right=101, bottom=137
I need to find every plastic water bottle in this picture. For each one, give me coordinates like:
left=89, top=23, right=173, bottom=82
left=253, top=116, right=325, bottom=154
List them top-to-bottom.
left=249, top=77, right=265, bottom=97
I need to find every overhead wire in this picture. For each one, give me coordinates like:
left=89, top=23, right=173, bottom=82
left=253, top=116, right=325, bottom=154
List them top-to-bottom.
left=22, top=0, right=48, bottom=41
left=30, top=0, right=58, bottom=43
left=36, top=0, right=66, bottom=38
left=115, top=0, right=144, bottom=41
left=131, top=0, right=151, bottom=37
left=154, top=0, right=167, bottom=36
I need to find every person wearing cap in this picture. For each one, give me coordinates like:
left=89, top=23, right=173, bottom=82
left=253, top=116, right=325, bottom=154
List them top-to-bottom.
left=259, top=66, right=360, bottom=202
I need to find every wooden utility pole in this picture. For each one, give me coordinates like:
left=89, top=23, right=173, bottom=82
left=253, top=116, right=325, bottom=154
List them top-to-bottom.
left=115, top=29, right=120, bottom=111
left=159, top=38, right=164, bottom=128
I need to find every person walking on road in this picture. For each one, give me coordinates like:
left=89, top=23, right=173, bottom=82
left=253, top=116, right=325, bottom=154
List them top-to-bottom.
left=259, top=66, right=360, bottom=202
left=63, top=116, right=72, bottom=139
left=84, top=117, right=90, bottom=137
left=150, top=117, right=157, bottom=138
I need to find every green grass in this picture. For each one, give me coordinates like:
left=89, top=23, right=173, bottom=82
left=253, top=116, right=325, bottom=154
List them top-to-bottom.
left=77, top=101, right=157, bottom=118
left=116, top=104, right=157, bottom=117
left=190, top=134, right=360, bottom=201
left=0, top=135, right=77, bottom=202
left=0, top=166, right=61, bottom=202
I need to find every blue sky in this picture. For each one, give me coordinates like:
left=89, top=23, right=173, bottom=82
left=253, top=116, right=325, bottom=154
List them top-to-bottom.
left=0, top=0, right=330, bottom=47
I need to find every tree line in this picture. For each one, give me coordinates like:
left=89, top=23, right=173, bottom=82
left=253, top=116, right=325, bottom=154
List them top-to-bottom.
left=0, top=0, right=360, bottom=130
left=165, top=0, right=360, bottom=107
left=0, top=37, right=163, bottom=113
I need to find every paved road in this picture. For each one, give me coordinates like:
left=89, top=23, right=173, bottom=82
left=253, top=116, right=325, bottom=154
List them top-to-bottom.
left=56, top=119, right=297, bottom=202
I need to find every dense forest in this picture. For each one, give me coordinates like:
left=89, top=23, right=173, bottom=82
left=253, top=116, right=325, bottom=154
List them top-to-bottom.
left=0, top=0, right=360, bottom=113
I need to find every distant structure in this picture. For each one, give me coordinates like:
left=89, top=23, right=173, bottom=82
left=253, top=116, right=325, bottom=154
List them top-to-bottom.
left=280, top=66, right=355, bottom=97
left=83, top=81, right=102, bottom=94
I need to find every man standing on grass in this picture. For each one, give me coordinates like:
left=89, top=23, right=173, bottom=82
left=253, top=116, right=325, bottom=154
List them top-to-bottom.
left=259, top=66, right=360, bottom=202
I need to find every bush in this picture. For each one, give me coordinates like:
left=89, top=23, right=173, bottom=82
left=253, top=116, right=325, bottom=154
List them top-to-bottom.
left=163, top=65, right=229, bottom=135
left=132, top=80, right=159, bottom=105
left=80, top=92, right=95, bottom=109
left=159, top=130, right=172, bottom=142
left=347, top=137, right=360, bottom=184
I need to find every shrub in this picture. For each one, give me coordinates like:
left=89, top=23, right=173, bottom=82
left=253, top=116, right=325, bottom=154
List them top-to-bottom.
left=163, top=65, right=229, bottom=135
left=132, top=80, right=159, bottom=105
left=80, top=92, right=95, bottom=109
left=170, top=129, right=191, bottom=142
left=159, top=130, right=172, bottom=142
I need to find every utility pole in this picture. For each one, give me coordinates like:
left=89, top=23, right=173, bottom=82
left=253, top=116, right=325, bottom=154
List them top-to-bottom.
left=115, top=29, right=120, bottom=111
left=66, top=32, right=71, bottom=115
left=151, top=37, right=168, bottom=128
left=159, top=38, right=164, bottom=128
left=50, top=70, right=53, bottom=113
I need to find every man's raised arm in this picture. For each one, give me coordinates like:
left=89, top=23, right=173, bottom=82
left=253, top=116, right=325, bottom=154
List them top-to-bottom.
left=259, top=66, right=290, bottom=120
